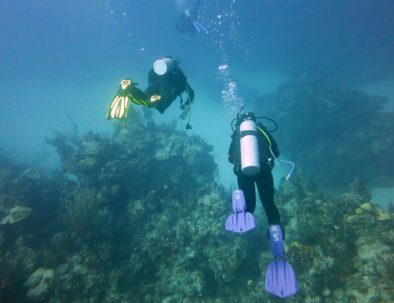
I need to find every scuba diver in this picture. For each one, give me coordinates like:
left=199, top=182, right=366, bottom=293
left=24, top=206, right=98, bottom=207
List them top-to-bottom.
left=176, top=0, right=207, bottom=37
left=106, top=56, right=195, bottom=129
left=145, top=56, right=195, bottom=116
left=226, top=112, right=298, bottom=298
left=227, top=112, right=281, bottom=226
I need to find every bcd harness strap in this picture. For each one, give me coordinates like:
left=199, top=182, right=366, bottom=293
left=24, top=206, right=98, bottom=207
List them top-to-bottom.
left=240, top=127, right=272, bottom=149
left=240, top=130, right=258, bottom=137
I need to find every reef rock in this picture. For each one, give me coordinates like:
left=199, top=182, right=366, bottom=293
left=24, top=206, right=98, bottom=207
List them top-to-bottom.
left=16, top=167, right=44, bottom=182
left=0, top=205, right=32, bottom=224
left=24, top=268, right=54, bottom=302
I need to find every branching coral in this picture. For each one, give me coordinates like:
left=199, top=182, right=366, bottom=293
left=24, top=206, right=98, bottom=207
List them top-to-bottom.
left=60, top=187, right=105, bottom=236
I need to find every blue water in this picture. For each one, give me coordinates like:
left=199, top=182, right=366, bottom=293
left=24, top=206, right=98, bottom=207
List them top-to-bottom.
left=1, top=0, right=393, bottom=187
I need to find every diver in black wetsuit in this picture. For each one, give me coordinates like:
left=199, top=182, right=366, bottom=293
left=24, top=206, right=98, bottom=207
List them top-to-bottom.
left=176, top=0, right=206, bottom=37
left=106, top=56, right=195, bottom=128
left=144, top=57, right=195, bottom=115
left=228, top=112, right=281, bottom=226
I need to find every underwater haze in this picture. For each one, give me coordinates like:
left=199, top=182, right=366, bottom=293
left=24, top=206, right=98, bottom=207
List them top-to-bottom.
left=0, top=0, right=394, bottom=302
left=1, top=0, right=394, bottom=176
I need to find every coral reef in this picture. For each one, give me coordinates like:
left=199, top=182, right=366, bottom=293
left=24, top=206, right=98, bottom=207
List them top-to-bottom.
left=254, top=78, right=394, bottom=189
left=0, top=109, right=393, bottom=302
left=275, top=174, right=394, bottom=303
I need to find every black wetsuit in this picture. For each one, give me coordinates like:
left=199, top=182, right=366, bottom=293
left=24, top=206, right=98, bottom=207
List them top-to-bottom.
left=145, top=67, right=194, bottom=113
left=228, top=123, right=281, bottom=225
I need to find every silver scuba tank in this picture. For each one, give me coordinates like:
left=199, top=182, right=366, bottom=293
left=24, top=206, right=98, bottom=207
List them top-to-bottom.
left=153, top=57, right=176, bottom=76
left=239, top=113, right=261, bottom=176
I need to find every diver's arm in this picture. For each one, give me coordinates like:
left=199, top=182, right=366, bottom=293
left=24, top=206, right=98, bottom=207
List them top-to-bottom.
left=172, top=68, right=194, bottom=102
left=185, top=82, right=195, bottom=102
left=258, top=125, right=280, bottom=158
left=263, top=125, right=280, bottom=157
left=228, top=135, right=235, bottom=164
left=270, top=136, right=280, bottom=158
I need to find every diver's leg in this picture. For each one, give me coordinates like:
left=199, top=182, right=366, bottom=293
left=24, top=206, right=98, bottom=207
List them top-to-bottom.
left=256, top=169, right=281, bottom=225
left=237, top=174, right=256, bottom=213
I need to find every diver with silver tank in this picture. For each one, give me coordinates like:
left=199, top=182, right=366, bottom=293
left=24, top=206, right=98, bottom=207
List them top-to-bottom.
left=226, top=111, right=298, bottom=298
left=227, top=112, right=281, bottom=224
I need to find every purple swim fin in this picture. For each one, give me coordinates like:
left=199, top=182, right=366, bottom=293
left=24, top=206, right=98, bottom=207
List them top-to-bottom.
left=225, top=190, right=256, bottom=233
left=265, top=225, right=299, bottom=298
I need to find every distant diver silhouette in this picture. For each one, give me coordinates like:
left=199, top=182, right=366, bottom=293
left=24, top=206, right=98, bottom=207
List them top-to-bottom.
left=176, top=0, right=207, bottom=37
